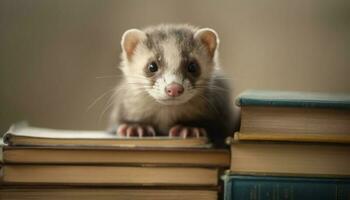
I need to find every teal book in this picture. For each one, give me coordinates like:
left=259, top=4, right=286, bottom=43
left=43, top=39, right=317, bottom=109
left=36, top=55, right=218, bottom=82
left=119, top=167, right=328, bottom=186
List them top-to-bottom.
left=236, top=90, right=350, bottom=109
left=222, top=175, right=350, bottom=200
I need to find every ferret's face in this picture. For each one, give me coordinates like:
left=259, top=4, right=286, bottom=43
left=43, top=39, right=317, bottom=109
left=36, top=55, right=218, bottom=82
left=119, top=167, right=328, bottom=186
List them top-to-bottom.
left=120, top=26, right=218, bottom=106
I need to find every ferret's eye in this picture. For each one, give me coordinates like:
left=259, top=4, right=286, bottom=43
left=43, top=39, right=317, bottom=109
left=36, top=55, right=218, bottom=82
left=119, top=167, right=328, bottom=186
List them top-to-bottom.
left=187, top=61, right=198, bottom=73
left=148, top=62, right=158, bottom=73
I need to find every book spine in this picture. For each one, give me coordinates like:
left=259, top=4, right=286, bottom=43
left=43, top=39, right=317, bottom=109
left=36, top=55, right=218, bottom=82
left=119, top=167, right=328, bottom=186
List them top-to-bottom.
left=224, top=175, right=350, bottom=200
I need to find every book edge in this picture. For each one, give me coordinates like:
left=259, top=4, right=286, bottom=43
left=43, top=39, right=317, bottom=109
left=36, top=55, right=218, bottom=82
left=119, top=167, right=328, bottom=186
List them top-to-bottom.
left=235, top=90, right=350, bottom=109
left=232, top=132, right=350, bottom=144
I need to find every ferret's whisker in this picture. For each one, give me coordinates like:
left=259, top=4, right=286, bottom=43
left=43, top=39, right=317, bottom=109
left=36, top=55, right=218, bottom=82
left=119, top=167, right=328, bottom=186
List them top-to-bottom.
left=95, top=75, right=121, bottom=79
left=126, top=75, right=148, bottom=80
left=126, top=82, right=151, bottom=86
left=195, top=84, right=230, bottom=92
left=127, top=85, right=153, bottom=90
left=98, top=87, right=122, bottom=123
left=87, top=88, right=116, bottom=111
left=197, top=94, right=220, bottom=115
left=99, top=100, right=115, bottom=124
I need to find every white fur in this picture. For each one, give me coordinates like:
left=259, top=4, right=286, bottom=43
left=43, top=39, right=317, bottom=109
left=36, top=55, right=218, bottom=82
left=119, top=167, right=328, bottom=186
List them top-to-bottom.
left=129, top=38, right=194, bottom=105
left=162, top=38, right=181, bottom=73
left=121, top=43, right=154, bottom=93
left=147, top=73, right=196, bottom=105
left=164, top=73, right=182, bottom=85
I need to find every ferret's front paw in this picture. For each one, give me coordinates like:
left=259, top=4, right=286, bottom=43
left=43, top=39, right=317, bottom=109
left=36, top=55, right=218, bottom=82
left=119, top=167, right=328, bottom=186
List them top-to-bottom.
left=117, top=123, right=156, bottom=138
left=169, top=125, right=207, bottom=138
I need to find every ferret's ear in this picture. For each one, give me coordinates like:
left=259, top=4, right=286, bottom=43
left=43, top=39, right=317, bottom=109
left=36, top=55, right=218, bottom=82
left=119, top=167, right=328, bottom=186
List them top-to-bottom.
left=194, top=28, right=219, bottom=58
left=121, top=29, right=147, bottom=60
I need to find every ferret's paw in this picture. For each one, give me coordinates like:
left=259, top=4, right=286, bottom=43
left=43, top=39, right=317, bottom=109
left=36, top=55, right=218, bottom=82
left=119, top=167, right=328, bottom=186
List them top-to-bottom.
left=117, top=123, right=156, bottom=138
left=169, top=125, right=207, bottom=138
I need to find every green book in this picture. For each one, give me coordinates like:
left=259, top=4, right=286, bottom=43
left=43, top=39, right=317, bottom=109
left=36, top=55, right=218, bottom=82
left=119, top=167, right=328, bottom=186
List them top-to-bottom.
left=236, top=90, right=350, bottom=109
left=222, top=174, right=350, bottom=200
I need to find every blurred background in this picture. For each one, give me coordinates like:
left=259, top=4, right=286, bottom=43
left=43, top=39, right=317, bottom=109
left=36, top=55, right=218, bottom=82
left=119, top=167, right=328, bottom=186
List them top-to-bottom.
left=0, top=0, right=349, bottom=134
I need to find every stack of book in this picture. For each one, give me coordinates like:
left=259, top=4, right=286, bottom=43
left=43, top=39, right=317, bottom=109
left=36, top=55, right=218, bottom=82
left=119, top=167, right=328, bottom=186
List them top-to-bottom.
left=223, top=90, right=350, bottom=200
left=0, top=122, right=230, bottom=200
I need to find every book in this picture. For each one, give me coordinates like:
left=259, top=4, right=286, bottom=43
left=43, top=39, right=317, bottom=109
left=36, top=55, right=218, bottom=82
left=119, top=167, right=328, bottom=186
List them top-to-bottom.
left=236, top=90, right=350, bottom=138
left=236, top=90, right=350, bottom=108
left=3, top=123, right=209, bottom=148
left=234, top=131, right=350, bottom=144
left=229, top=135, right=350, bottom=177
left=2, top=146, right=229, bottom=167
left=0, top=165, right=218, bottom=186
left=222, top=174, right=350, bottom=200
left=0, top=187, right=217, bottom=200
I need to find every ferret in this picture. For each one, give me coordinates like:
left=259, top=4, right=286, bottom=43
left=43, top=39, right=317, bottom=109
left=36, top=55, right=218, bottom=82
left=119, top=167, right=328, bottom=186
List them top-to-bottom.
left=110, top=24, right=234, bottom=148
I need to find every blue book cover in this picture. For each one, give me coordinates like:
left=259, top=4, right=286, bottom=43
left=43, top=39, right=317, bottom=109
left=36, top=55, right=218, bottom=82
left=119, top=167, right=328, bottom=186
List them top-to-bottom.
left=236, top=90, right=350, bottom=109
left=223, top=174, right=350, bottom=200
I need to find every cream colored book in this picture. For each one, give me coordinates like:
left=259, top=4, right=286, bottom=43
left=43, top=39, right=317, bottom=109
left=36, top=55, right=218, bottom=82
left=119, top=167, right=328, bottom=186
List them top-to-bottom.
left=239, top=106, right=350, bottom=136
left=3, top=122, right=210, bottom=148
left=234, top=131, right=350, bottom=144
left=229, top=135, right=350, bottom=177
left=2, top=146, right=229, bottom=167
left=1, top=165, right=218, bottom=186
left=0, top=188, right=217, bottom=200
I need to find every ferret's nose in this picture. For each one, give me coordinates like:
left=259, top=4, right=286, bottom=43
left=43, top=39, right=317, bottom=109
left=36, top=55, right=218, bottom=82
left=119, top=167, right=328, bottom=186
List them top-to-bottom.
left=166, top=83, right=184, bottom=97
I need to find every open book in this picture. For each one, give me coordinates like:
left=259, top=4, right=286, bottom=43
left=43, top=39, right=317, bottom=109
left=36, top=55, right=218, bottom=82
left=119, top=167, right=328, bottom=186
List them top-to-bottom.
left=3, top=122, right=210, bottom=148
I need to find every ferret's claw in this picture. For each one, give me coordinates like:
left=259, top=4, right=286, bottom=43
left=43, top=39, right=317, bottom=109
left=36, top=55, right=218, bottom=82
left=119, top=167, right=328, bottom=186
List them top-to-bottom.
left=117, top=123, right=155, bottom=137
left=117, top=124, right=128, bottom=137
left=169, top=125, right=182, bottom=137
left=126, top=126, right=137, bottom=137
left=136, top=126, right=144, bottom=138
left=146, top=126, right=156, bottom=137
left=169, top=126, right=207, bottom=138
left=180, top=128, right=189, bottom=138
left=192, top=128, right=200, bottom=138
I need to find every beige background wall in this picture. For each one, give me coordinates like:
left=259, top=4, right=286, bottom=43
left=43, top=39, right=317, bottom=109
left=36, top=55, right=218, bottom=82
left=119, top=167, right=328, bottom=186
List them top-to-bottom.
left=1, top=0, right=349, bottom=133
